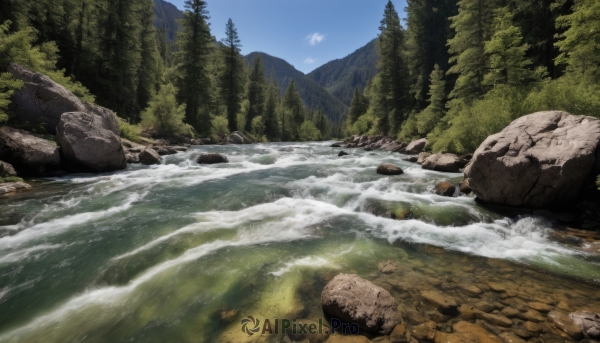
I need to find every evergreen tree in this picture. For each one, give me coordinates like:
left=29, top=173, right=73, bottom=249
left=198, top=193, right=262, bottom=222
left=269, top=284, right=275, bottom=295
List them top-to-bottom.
left=136, top=0, right=162, bottom=121
left=176, top=0, right=213, bottom=135
left=372, top=0, right=410, bottom=136
left=447, top=0, right=498, bottom=102
left=555, top=0, right=600, bottom=82
left=219, top=18, right=245, bottom=132
left=246, top=56, right=268, bottom=133
left=416, top=64, right=446, bottom=135
left=282, top=79, right=305, bottom=140
left=263, top=81, right=280, bottom=141
left=140, top=83, right=190, bottom=136
left=348, top=86, right=368, bottom=125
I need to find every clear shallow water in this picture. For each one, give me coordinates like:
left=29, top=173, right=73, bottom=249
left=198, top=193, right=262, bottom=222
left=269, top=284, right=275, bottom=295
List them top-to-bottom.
left=0, top=142, right=599, bottom=342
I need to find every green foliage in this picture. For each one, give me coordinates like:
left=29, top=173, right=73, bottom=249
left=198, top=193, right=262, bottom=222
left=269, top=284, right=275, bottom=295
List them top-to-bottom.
left=219, top=19, right=246, bottom=133
left=245, top=56, right=267, bottom=133
left=415, top=65, right=445, bottom=135
left=0, top=72, right=23, bottom=125
left=282, top=79, right=305, bottom=140
left=263, top=81, right=281, bottom=141
left=141, top=83, right=192, bottom=137
left=348, top=86, right=369, bottom=125
left=350, top=112, right=377, bottom=136
left=398, top=112, right=419, bottom=140
left=211, top=116, right=230, bottom=140
left=251, top=116, right=265, bottom=137
left=119, top=120, right=143, bottom=143
left=298, top=120, right=321, bottom=142
left=0, top=176, right=24, bottom=184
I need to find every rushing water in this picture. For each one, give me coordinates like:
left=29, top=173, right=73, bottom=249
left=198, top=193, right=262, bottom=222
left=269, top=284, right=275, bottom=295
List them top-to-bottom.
left=0, top=142, right=600, bottom=342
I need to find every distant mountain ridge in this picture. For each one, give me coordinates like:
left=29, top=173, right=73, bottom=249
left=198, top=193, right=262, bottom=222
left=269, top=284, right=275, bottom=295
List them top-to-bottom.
left=153, top=0, right=183, bottom=44
left=308, top=39, right=378, bottom=106
left=244, top=52, right=349, bottom=123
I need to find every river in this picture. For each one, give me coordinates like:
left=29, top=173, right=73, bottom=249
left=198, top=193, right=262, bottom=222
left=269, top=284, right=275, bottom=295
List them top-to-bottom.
left=0, top=142, right=599, bottom=342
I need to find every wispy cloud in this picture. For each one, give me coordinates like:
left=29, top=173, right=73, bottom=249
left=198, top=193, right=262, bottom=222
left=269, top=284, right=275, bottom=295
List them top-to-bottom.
left=306, top=33, right=325, bottom=46
left=304, top=57, right=316, bottom=64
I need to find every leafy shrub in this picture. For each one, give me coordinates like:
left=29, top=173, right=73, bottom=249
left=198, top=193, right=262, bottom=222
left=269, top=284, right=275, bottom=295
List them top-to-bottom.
left=0, top=72, right=24, bottom=125
left=141, top=83, right=193, bottom=137
left=211, top=115, right=230, bottom=140
left=118, top=119, right=142, bottom=143
left=299, top=120, right=321, bottom=141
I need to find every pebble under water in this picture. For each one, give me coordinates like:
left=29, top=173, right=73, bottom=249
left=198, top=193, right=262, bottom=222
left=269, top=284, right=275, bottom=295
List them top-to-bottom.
left=0, top=142, right=599, bottom=343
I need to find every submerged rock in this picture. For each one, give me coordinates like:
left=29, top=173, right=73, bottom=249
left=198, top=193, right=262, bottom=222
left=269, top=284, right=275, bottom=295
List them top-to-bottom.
left=8, top=63, right=120, bottom=135
left=465, top=111, right=600, bottom=208
left=57, top=112, right=127, bottom=173
left=0, top=126, right=61, bottom=176
left=223, top=131, right=252, bottom=145
left=279, top=147, right=294, bottom=152
left=139, top=148, right=162, bottom=165
left=338, top=151, right=350, bottom=157
left=197, top=153, right=228, bottom=164
left=403, top=156, right=418, bottom=163
left=377, top=163, right=404, bottom=176
left=459, top=179, right=472, bottom=195
left=435, top=182, right=456, bottom=197
left=321, top=273, right=402, bottom=334
left=421, top=290, right=459, bottom=314
left=547, top=311, right=583, bottom=340
left=569, top=311, right=600, bottom=339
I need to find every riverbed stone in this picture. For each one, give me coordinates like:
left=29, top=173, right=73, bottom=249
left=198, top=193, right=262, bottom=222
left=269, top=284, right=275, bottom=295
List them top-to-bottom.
left=464, top=111, right=600, bottom=208
left=57, top=112, right=127, bottom=173
left=404, top=139, right=427, bottom=155
left=139, top=148, right=162, bottom=165
left=197, top=153, right=228, bottom=164
left=377, top=163, right=404, bottom=176
left=0, top=182, right=31, bottom=195
left=435, top=182, right=456, bottom=197
left=321, top=274, right=402, bottom=335
left=487, top=282, right=507, bottom=293
left=421, top=290, right=458, bottom=314
left=475, top=301, right=496, bottom=313
left=528, top=302, right=552, bottom=313
left=501, top=307, right=521, bottom=318
left=521, top=309, right=545, bottom=323
left=547, top=311, right=583, bottom=340
left=569, top=311, right=600, bottom=339
left=477, top=312, right=513, bottom=327
left=286, top=319, right=329, bottom=343
left=412, top=321, right=437, bottom=342
left=453, top=321, right=503, bottom=343
left=524, top=321, right=543, bottom=334
left=390, top=323, right=408, bottom=343
left=512, top=327, right=532, bottom=339
left=434, top=332, right=479, bottom=343
left=500, top=332, right=527, bottom=343
left=324, top=335, right=372, bottom=343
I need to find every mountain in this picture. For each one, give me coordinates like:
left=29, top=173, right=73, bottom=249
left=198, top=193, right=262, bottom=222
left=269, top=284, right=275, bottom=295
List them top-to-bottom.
left=153, top=0, right=183, bottom=44
left=308, top=39, right=378, bottom=106
left=244, top=52, right=349, bottom=123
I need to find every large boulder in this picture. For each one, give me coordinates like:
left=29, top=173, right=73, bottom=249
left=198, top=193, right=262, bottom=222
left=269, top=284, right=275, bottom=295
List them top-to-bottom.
left=7, top=63, right=119, bottom=135
left=465, top=111, right=600, bottom=208
left=56, top=112, right=127, bottom=173
left=0, top=126, right=60, bottom=176
left=223, top=131, right=252, bottom=145
left=404, top=138, right=427, bottom=155
left=139, top=148, right=162, bottom=165
left=197, top=153, right=228, bottom=164
left=422, top=153, right=468, bottom=173
left=0, top=161, right=17, bottom=177
left=377, top=163, right=404, bottom=176
left=321, top=274, right=402, bottom=335
left=569, top=311, right=600, bottom=339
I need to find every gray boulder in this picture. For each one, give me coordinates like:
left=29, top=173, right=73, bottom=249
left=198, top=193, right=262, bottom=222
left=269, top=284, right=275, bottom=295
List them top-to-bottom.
left=7, top=63, right=119, bottom=135
left=465, top=111, right=600, bottom=208
left=56, top=112, right=127, bottom=173
left=0, top=126, right=60, bottom=176
left=223, top=131, right=252, bottom=145
left=404, top=138, right=427, bottom=155
left=139, top=148, right=162, bottom=165
left=417, top=152, right=431, bottom=165
left=126, top=153, right=140, bottom=164
left=197, top=153, right=228, bottom=164
left=422, top=153, right=468, bottom=173
left=0, top=161, right=17, bottom=177
left=377, top=163, right=404, bottom=176
left=435, top=181, right=456, bottom=197
left=0, top=182, right=31, bottom=195
left=321, top=274, right=402, bottom=335
left=570, top=311, right=600, bottom=339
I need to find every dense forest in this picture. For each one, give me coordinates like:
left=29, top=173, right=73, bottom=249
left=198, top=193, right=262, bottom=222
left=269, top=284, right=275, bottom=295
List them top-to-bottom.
left=0, top=0, right=335, bottom=143
left=348, top=0, right=600, bottom=153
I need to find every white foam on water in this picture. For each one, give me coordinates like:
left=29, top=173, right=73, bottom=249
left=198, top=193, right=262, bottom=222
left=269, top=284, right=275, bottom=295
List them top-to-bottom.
left=0, top=244, right=63, bottom=264
left=270, top=256, right=333, bottom=277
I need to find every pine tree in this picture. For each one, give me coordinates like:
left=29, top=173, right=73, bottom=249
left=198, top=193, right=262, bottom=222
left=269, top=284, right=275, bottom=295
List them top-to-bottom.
left=136, top=0, right=162, bottom=121
left=176, top=0, right=213, bottom=135
left=372, top=0, right=410, bottom=136
left=447, top=0, right=498, bottom=102
left=555, top=0, right=600, bottom=82
left=483, top=7, right=539, bottom=88
left=219, top=18, right=245, bottom=133
left=246, top=56, right=268, bottom=133
left=416, top=64, right=446, bottom=135
left=282, top=79, right=305, bottom=140
left=263, top=80, right=280, bottom=141
left=348, top=86, right=368, bottom=125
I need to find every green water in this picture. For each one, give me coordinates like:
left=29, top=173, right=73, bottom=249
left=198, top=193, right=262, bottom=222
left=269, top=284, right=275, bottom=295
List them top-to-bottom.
left=0, top=142, right=599, bottom=342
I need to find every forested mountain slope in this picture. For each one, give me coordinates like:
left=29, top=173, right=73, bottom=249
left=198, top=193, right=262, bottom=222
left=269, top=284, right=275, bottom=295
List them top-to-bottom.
left=153, top=0, right=183, bottom=43
left=308, top=39, right=378, bottom=106
left=244, top=52, right=349, bottom=123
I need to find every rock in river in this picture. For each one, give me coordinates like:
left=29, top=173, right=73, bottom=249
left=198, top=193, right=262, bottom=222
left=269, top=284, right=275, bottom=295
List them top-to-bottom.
left=464, top=111, right=600, bottom=208
left=57, top=112, right=127, bottom=173
left=0, top=126, right=60, bottom=176
left=223, top=131, right=252, bottom=145
left=404, top=138, right=427, bottom=155
left=139, top=148, right=162, bottom=165
left=339, top=151, right=350, bottom=157
left=197, top=153, right=228, bottom=164
left=422, top=153, right=468, bottom=173
left=0, top=160, right=17, bottom=177
left=377, top=163, right=404, bottom=176
left=435, top=182, right=456, bottom=197
left=321, top=274, right=402, bottom=334
left=569, top=311, right=600, bottom=339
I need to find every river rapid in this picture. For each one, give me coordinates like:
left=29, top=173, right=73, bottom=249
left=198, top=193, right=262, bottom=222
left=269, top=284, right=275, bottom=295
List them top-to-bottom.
left=1, top=142, right=600, bottom=342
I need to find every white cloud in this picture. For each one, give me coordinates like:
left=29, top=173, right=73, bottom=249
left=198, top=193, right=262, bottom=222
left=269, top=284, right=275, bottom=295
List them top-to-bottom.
left=306, top=33, right=325, bottom=46
left=304, top=57, right=316, bottom=64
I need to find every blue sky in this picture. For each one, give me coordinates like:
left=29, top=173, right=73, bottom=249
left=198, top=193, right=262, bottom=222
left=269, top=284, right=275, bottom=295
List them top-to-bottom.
left=167, top=0, right=407, bottom=73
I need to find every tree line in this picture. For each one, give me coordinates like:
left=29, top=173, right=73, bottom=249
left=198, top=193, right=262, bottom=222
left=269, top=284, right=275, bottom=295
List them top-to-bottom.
left=0, top=0, right=333, bottom=142
left=347, top=0, right=600, bottom=153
